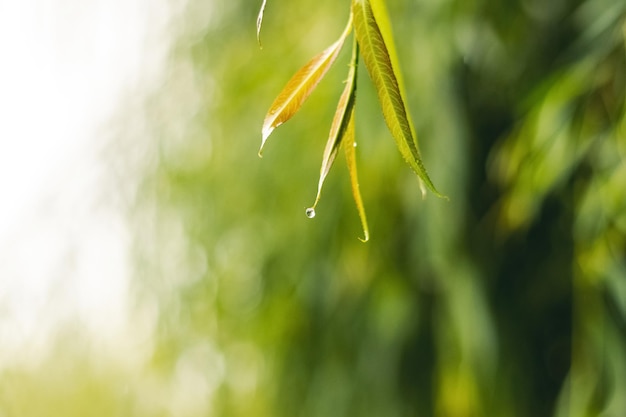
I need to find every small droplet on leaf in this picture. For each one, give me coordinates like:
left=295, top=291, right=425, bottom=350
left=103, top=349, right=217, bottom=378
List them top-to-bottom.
left=305, top=207, right=316, bottom=218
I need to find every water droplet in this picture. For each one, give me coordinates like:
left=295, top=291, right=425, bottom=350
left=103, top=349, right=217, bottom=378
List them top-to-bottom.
left=353, top=142, right=357, bottom=148
left=305, top=208, right=316, bottom=218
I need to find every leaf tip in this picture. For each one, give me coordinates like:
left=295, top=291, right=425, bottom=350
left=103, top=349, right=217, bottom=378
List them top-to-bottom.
left=256, top=0, right=267, bottom=49
left=256, top=24, right=263, bottom=49
left=259, top=125, right=274, bottom=156
left=418, top=178, right=448, bottom=200
left=429, top=189, right=450, bottom=201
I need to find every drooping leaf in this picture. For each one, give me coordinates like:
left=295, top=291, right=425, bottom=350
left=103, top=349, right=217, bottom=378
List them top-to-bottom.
left=256, top=0, right=267, bottom=48
left=352, top=0, right=445, bottom=198
left=369, top=0, right=422, bottom=189
left=259, top=17, right=353, bottom=156
left=307, top=35, right=368, bottom=241
left=310, top=37, right=359, bottom=210
left=344, top=109, right=370, bottom=242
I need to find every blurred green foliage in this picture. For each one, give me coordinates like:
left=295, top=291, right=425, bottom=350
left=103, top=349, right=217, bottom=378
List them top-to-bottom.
left=1, top=0, right=624, bottom=416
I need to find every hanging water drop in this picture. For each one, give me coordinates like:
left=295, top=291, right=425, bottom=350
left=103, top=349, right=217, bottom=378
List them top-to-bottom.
left=305, top=207, right=316, bottom=218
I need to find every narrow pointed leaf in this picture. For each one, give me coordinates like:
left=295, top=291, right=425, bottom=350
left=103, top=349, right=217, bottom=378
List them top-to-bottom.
left=256, top=0, right=267, bottom=48
left=352, top=0, right=445, bottom=198
left=369, top=0, right=421, bottom=157
left=260, top=17, right=353, bottom=156
left=309, top=36, right=369, bottom=242
left=311, top=38, right=359, bottom=210
left=344, top=112, right=370, bottom=242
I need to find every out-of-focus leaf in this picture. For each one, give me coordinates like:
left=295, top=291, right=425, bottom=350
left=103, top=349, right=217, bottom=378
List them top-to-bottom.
left=256, top=0, right=267, bottom=47
left=352, top=0, right=444, bottom=198
left=259, top=18, right=353, bottom=156
left=310, top=37, right=358, bottom=210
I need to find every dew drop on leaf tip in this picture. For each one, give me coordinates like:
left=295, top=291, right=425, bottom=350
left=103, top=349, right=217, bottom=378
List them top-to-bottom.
left=305, top=208, right=316, bottom=218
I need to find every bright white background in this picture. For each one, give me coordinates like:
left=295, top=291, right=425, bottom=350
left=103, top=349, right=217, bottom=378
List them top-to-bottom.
left=0, top=0, right=176, bottom=365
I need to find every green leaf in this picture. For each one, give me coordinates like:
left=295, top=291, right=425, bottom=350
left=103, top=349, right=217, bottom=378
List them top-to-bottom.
left=256, top=0, right=267, bottom=48
left=352, top=0, right=445, bottom=198
left=369, top=0, right=406, bottom=101
left=369, top=0, right=421, bottom=173
left=259, top=18, right=353, bottom=156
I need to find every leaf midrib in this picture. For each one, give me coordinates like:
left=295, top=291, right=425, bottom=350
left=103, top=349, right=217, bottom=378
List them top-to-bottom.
left=354, top=1, right=414, bottom=157
left=263, top=41, right=341, bottom=138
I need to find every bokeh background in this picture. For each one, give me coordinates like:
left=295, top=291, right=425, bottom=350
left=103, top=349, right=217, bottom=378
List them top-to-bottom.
left=1, top=0, right=625, bottom=416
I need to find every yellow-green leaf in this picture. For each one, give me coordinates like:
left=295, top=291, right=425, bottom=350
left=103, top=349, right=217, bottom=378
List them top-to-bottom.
left=256, top=0, right=267, bottom=48
left=352, top=0, right=444, bottom=198
left=369, top=0, right=421, bottom=171
left=259, top=18, right=353, bottom=156
left=308, top=36, right=369, bottom=241
left=310, top=37, right=359, bottom=211
left=344, top=110, right=370, bottom=242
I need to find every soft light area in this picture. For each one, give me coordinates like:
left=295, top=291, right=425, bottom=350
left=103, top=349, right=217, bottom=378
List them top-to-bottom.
left=0, top=0, right=172, bottom=366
